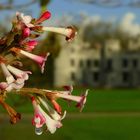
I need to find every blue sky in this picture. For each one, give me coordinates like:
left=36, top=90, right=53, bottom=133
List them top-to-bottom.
left=1, top=0, right=140, bottom=23
left=48, top=0, right=140, bottom=19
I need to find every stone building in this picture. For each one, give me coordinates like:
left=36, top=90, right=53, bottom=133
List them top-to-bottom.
left=54, top=33, right=140, bottom=88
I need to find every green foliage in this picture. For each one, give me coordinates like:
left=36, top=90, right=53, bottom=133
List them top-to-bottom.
left=39, top=0, right=51, bottom=12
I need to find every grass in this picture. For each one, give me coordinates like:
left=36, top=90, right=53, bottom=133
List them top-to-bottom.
left=1, top=88, right=140, bottom=113
left=1, top=89, right=140, bottom=140
left=86, top=89, right=140, bottom=112
left=0, top=116, right=140, bottom=140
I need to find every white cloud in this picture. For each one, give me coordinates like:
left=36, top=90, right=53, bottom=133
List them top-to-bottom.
left=120, top=12, right=140, bottom=36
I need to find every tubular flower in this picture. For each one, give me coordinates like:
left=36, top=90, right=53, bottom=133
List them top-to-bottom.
left=35, top=11, right=51, bottom=24
left=16, top=12, right=34, bottom=28
left=42, top=26, right=77, bottom=41
left=22, top=27, right=31, bottom=37
left=24, top=40, right=38, bottom=52
left=11, top=47, right=50, bottom=73
left=0, top=62, right=15, bottom=84
left=0, top=63, right=30, bottom=92
left=7, top=65, right=32, bottom=81
left=0, top=82, right=8, bottom=91
left=44, top=89, right=89, bottom=112
left=76, top=89, right=89, bottom=112
left=31, top=97, right=62, bottom=135
left=31, top=97, right=46, bottom=135
left=38, top=97, right=66, bottom=121
left=38, top=105, right=62, bottom=134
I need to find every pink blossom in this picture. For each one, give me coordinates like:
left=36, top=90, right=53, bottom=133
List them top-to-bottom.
left=35, top=11, right=51, bottom=24
left=42, top=26, right=77, bottom=41
left=22, top=27, right=30, bottom=37
left=24, top=40, right=38, bottom=51
left=11, top=48, right=50, bottom=73
left=20, top=50, right=50, bottom=73
left=7, top=65, right=32, bottom=81
left=0, top=82, right=8, bottom=90
left=44, top=89, right=89, bottom=112
left=76, top=89, right=89, bottom=112
left=31, top=97, right=62, bottom=135
left=32, top=97, right=46, bottom=129
left=38, top=97, right=66, bottom=120
left=38, top=104, right=62, bottom=134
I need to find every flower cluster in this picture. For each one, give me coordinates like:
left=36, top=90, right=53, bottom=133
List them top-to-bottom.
left=0, top=10, right=88, bottom=135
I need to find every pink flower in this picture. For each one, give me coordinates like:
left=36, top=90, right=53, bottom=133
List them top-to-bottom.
left=35, top=11, right=51, bottom=24
left=42, top=26, right=77, bottom=41
left=22, top=27, right=30, bottom=37
left=24, top=40, right=38, bottom=52
left=11, top=48, right=50, bottom=73
left=20, top=50, right=50, bottom=73
left=0, top=63, right=30, bottom=92
left=7, top=65, right=32, bottom=81
left=0, top=82, right=8, bottom=90
left=44, top=89, right=89, bottom=112
left=76, top=89, right=89, bottom=112
left=31, top=97, right=62, bottom=135
left=32, top=97, right=46, bottom=133
left=38, top=97, right=66, bottom=121
left=38, top=104, right=62, bottom=134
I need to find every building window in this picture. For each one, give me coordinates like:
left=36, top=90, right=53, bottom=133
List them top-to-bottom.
left=122, top=58, right=129, bottom=68
left=70, top=59, right=75, bottom=66
left=87, top=59, right=92, bottom=68
left=94, top=59, right=99, bottom=67
left=106, top=59, right=113, bottom=71
left=132, top=59, right=138, bottom=68
left=79, top=60, right=84, bottom=67
left=71, top=72, right=76, bottom=81
left=93, top=72, right=99, bottom=82
left=122, top=72, right=129, bottom=82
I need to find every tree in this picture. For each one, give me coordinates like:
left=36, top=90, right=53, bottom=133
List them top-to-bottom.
left=65, top=0, right=140, bottom=8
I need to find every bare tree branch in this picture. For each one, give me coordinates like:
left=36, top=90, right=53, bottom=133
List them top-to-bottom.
left=0, top=0, right=37, bottom=10
left=65, top=0, right=140, bottom=8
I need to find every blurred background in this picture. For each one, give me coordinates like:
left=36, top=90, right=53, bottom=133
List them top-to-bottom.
left=1, top=0, right=140, bottom=140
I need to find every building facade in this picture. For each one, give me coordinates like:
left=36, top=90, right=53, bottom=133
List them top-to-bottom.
left=54, top=35, right=140, bottom=88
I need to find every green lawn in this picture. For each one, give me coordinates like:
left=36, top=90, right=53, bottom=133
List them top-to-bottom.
left=2, top=88, right=140, bottom=113
left=1, top=89, right=140, bottom=140
left=86, top=89, right=140, bottom=112
left=0, top=116, right=140, bottom=140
